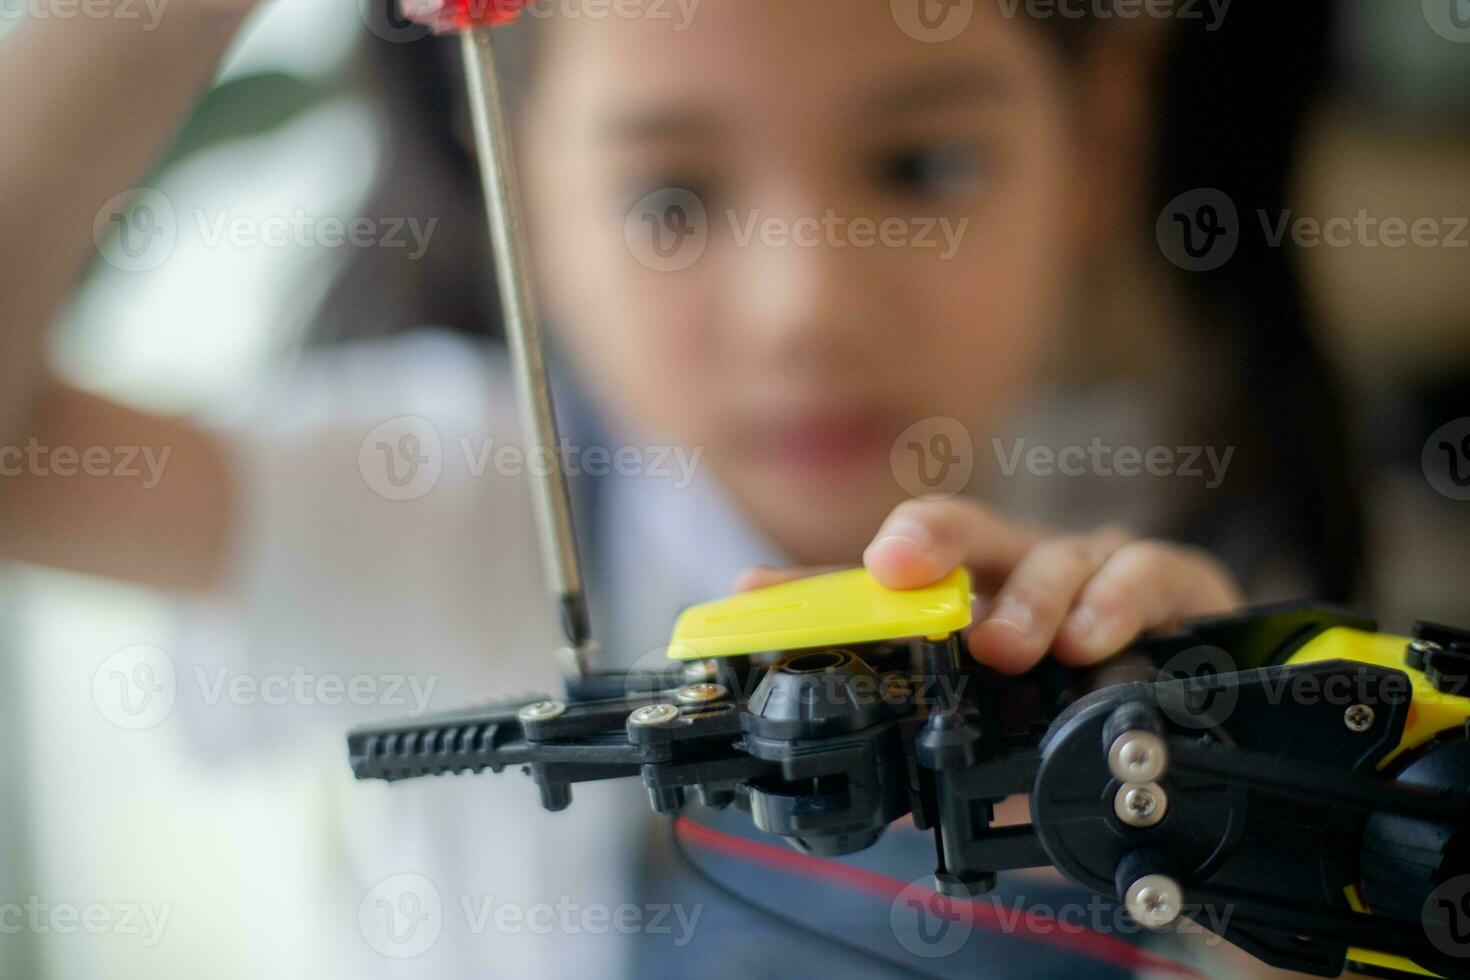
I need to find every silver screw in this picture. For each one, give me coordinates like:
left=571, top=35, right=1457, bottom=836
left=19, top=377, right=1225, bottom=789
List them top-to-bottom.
left=1410, top=639, right=1442, bottom=659
left=682, top=661, right=717, bottom=685
left=676, top=683, right=729, bottom=705
left=517, top=700, right=566, bottom=724
left=630, top=703, right=681, bottom=728
left=1344, top=704, right=1375, bottom=733
left=1108, top=731, right=1168, bottom=783
left=1115, top=781, right=1168, bottom=828
left=1126, top=874, right=1183, bottom=930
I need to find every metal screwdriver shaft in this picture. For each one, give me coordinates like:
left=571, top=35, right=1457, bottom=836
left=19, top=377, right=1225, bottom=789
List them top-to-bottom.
left=460, top=29, right=595, bottom=673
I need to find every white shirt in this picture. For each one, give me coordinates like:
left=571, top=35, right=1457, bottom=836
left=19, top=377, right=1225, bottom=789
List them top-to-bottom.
left=173, top=328, right=1212, bottom=978
left=178, top=330, right=783, bottom=978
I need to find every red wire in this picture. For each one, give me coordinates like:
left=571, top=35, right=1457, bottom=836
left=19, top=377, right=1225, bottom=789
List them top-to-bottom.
left=673, top=816, right=1207, bottom=979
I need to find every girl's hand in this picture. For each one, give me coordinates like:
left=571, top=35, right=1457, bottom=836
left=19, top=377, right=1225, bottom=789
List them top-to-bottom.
left=735, top=498, right=1244, bottom=675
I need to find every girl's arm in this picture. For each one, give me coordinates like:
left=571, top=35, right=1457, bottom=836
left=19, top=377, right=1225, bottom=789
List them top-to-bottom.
left=0, top=4, right=259, bottom=589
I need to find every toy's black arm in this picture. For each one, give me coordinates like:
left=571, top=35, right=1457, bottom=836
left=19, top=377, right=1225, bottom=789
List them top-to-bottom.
left=347, top=607, right=1470, bottom=979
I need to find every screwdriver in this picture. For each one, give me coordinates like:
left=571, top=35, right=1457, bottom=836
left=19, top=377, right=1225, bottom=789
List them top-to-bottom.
left=406, top=0, right=598, bottom=675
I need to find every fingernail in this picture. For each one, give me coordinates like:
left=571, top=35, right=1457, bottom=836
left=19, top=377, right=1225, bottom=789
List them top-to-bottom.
left=876, top=520, right=933, bottom=550
left=986, top=598, right=1034, bottom=637
left=1065, top=605, right=1097, bottom=640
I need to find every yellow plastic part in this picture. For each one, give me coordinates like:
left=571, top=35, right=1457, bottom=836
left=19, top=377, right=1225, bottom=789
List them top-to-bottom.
left=667, top=567, right=973, bottom=661
left=1285, top=626, right=1470, bottom=769
left=1286, top=626, right=1470, bottom=979
left=1345, top=947, right=1438, bottom=978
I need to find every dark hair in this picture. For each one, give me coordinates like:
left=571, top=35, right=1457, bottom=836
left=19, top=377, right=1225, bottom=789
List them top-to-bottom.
left=323, top=0, right=1364, bottom=602
left=1147, top=0, right=1365, bottom=602
left=311, top=33, right=494, bottom=346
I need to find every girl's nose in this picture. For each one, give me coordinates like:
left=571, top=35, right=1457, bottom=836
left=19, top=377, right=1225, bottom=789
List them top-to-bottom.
left=721, top=195, right=876, bottom=361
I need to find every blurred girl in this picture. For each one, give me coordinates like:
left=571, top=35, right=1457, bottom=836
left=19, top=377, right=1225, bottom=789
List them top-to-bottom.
left=0, top=1, right=1355, bottom=976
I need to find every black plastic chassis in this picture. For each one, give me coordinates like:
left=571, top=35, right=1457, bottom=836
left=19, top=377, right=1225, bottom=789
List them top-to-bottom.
left=349, top=605, right=1470, bottom=978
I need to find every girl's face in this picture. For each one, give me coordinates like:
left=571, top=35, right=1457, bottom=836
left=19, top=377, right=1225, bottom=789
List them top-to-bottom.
left=522, top=0, right=1122, bottom=565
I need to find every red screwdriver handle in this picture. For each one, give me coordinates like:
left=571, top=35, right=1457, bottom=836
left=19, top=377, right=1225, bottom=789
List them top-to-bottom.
left=402, top=0, right=531, bottom=33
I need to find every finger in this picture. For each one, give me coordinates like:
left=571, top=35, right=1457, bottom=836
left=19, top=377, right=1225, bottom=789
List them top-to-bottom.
left=863, top=498, right=1045, bottom=591
left=968, top=527, right=1131, bottom=674
left=1051, top=540, right=1243, bottom=668
left=732, top=565, right=850, bottom=594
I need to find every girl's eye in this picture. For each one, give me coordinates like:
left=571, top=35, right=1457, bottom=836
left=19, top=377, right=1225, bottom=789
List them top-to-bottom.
left=874, top=142, right=990, bottom=200
left=622, top=181, right=716, bottom=221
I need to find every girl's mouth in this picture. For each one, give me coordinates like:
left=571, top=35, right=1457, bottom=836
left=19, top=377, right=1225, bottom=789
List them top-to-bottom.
left=757, top=408, right=894, bottom=478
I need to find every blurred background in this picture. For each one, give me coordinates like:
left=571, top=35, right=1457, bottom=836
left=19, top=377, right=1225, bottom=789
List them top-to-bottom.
left=0, top=0, right=1468, bottom=976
